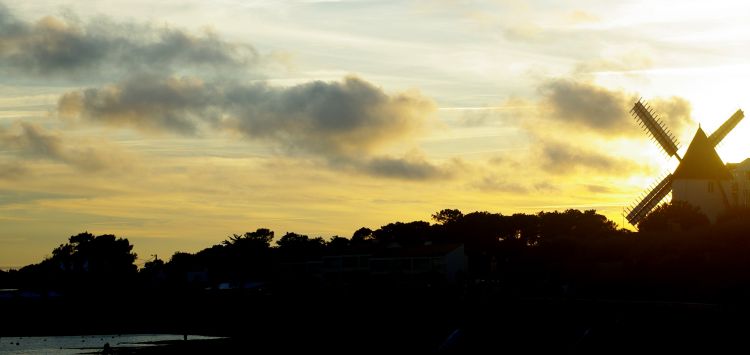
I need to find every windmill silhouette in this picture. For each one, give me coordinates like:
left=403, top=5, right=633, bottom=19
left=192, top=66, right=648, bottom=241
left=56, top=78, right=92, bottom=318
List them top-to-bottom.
left=625, top=100, right=744, bottom=226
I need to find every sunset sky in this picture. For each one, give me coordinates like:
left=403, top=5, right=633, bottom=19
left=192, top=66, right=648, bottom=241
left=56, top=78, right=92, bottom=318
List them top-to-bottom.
left=3, top=0, right=750, bottom=268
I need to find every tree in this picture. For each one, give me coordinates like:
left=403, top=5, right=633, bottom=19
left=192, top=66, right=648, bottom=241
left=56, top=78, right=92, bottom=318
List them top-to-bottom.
left=638, top=201, right=710, bottom=233
left=431, top=209, right=464, bottom=225
left=537, top=209, right=616, bottom=240
left=458, top=211, right=506, bottom=249
left=373, top=221, right=431, bottom=246
left=351, top=227, right=374, bottom=246
left=202, top=228, right=276, bottom=281
left=223, top=228, right=274, bottom=249
left=19, top=232, right=139, bottom=290
left=49, top=232, right=137, bottom=276
left=276, top=232, right=326, bottom=260
left=327, top=236, right=350, bottom=251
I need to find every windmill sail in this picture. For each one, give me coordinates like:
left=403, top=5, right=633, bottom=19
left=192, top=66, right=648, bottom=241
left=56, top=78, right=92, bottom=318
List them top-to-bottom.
left=631, top=100, right=680, bottom=157
left=708, top=109, right=744, bottom=147
left=626, top=173, right=673, bottom=225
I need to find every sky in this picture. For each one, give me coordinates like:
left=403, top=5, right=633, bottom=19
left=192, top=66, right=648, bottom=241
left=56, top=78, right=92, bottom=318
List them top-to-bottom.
left=3, top=0, right=750, bottom=268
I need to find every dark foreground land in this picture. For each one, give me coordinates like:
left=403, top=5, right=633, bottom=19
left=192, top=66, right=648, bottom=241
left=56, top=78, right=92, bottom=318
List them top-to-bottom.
left=7, top=208, right=750, bottom=353
left=4, top=286, right=750, bottom=354
left=75, top=338, right=237, bottom=354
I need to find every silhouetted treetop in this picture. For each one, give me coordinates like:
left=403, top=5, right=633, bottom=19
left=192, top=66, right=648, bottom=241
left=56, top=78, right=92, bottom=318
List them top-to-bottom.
left=432, top=209, right=464, bottom=225
left=538, top=209, right=617, bottom=239
left=374, top=221, right=431, bottom=246
left=351, top=227, right=374, bottom=245
left=223, top=228, right=274, bottom=249
left=14, top=232, right=138, bottom=291
left=49, top=232, right=137, bottom=275
left=277, top=232, right=326, bottom=251
left=327, top=236, right=350, bottom=251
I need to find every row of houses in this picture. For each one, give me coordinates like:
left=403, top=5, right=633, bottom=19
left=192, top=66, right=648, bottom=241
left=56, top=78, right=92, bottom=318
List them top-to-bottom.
left=259, top=243, right=467, bottom=288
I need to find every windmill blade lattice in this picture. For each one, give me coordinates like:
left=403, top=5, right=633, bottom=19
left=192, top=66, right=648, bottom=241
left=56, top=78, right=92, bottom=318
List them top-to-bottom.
left=631, top=100, right=681, bottom=158
left=708, top=109, right=744, bottom=147
left=625, top=173, right=673, bottom=225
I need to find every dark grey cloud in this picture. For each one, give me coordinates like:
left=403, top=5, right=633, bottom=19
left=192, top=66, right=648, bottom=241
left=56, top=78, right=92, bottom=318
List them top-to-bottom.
left=0, top=4, right=256, bottom=81
left=59, top=75, right=443, bottom=179
left=59, top=75, right=222, bottom=135
left=60, top=75, right=433, bottom=155
left=227, top=77, right=434, bottom=157
left=539, top=79, right=695, bottom=139
left=540, top=79, right=636, bottom=134
left=0, top=123, right=112, bottom=171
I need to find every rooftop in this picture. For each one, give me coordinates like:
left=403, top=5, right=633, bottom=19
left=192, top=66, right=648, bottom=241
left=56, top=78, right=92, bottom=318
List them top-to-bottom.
left=673, top=127, right=732, bottom=180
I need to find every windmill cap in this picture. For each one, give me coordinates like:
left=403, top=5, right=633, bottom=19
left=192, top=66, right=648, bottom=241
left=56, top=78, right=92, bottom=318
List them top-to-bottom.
left=672, top=127, right=732, bottom=180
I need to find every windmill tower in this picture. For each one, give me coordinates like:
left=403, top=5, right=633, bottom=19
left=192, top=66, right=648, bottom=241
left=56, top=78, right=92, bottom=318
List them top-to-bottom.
left=625, top=100, right=744, bottom=226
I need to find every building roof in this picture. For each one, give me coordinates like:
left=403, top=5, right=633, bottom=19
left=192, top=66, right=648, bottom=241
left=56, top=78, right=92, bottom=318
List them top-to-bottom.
left=673, top=127, right=732, bottom=180
left=726, top=158, right=750, bottom=171
left=371, top=243, right=463, bottom=258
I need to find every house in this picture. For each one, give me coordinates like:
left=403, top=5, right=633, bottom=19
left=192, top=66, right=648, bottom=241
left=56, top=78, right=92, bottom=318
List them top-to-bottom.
left=671, top=127, right=733, bottom=222
left=727, top=158, right=750, bottom=207
left=320, top=243, right=468, bottom=285
left=369, top=243, right=467, bottom=284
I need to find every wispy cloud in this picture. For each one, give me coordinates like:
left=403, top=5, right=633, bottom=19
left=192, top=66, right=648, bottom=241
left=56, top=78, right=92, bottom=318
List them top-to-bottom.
left=0, top=3, right=257, bottom=82
left=0, top=122, right=127, bottom=171
left=537, top=139, right=643, bottom=175
left=357, top=154, right=459, bottom=181
left=0, top=160, right=26, bottom=179
left=471, top=174, right=529, bottom=193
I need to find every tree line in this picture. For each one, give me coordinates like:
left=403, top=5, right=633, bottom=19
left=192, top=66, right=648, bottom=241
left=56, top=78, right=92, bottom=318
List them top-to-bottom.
left=3, top=202, right=750, bottom=302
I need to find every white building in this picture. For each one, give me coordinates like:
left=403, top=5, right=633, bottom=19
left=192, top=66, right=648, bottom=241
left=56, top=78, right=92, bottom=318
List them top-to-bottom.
left=671, top=127, right=733, bottom=222
left=671, top=127, right=750, bottom=222
left=728, top=158, right=750, bottom=208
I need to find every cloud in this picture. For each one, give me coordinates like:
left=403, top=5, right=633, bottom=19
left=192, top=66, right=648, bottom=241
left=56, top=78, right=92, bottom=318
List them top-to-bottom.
left=0, top=3, right=448, bottom=181
left=0, top=4, right=256, bottom=81
left=574, top=53, right=653, bottom=75
left=59, top=75, right=442, bottom=179
left=59, top=75, right=434, bottom=156
left=59, top=75, right=221, bottom=135
left=227, top=77, right=435, bottom=157
left=539, top=79, right=637, bottom=135
left=647, top=96, right=693, bottom=139
left=454, top=108, right=512, bottom=127
left=0, top=122, right=117, bottom=171
left=1, top=122, right=65, bottom=159
left=538, top=140, right=635, bottom=174
left=357, top=154, right=456, bottom=181
left=0, top=160, right=26, bottom=180
left=472, top=174, right=528, bottom=193
left=585, top=184, right=613, bottom=193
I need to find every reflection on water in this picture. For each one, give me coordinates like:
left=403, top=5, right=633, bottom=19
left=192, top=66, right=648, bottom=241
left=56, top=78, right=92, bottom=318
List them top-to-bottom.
left=0, top=334, right=221, bottom=354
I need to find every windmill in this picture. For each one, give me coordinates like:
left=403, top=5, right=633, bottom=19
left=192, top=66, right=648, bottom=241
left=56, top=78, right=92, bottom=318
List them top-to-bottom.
left=625, top=99, right=744, bottom=227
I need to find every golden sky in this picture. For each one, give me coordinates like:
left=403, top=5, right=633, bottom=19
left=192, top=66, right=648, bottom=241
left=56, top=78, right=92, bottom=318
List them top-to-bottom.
left=2, top=0, right=750, bottom=267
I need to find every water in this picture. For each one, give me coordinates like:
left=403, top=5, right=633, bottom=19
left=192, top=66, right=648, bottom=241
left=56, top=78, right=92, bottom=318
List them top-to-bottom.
left=0, top=334, right=222, bottom=354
